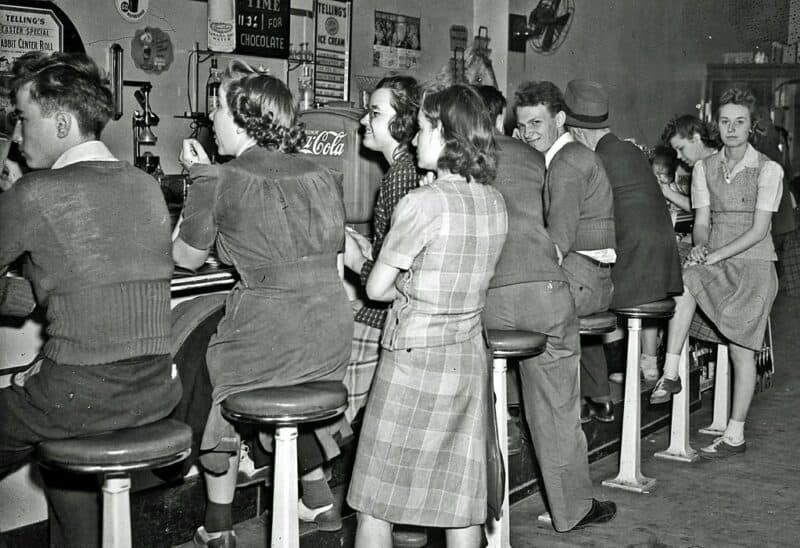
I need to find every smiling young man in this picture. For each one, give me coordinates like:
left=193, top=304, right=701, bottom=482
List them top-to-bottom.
left=0, top=51, right=180, bottom=547
left=513, top=81, right=617, bottom=423
left=479, top=86, right=616, bottom=533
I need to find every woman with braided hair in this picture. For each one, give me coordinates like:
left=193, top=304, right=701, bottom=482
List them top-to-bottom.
left=174, top=60, right=353, bottom=546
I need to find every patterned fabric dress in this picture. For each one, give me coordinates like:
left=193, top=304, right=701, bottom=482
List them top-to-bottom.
left=683, top=145, right=781, bottom=351
left=345, top=151, right=419, bottom=422
left=347, top=175, right=508, bottom=528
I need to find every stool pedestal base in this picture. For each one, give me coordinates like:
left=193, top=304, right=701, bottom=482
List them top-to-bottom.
left=603, top=317, right=657, bottom=492
left=654, top=340, right=699, bottom=463
left=698, top=343, right=730, bottom=436
left=486, top=356, right=512, bottom=548
left=273, top=426, right=300, bottom=548
left=102, top=475, right=132, bottom=548
left=602, top=475, right=657, bottom=494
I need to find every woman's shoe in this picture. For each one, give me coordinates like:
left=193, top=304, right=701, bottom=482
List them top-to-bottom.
left=649, top=375, right=682, bottom=404
left=699, top=436, right=746, bottom=459
left=298, top=499, right=343, bottom=532
left=193, top=526, right=236, bottom=548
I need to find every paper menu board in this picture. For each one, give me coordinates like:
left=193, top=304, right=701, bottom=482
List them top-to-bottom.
left=314, top=0, right=350, bottom=104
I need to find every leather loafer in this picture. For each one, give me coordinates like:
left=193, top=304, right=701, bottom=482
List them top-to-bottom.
left=650, top=375, right=682, bottom=405
left=586, top=399, right=615, bottom=423
left=572, top=499, right=617, bottom=529
left=193, top=526, right=236, bottom=548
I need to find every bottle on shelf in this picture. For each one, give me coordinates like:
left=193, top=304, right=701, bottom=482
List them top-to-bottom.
left=206, top=58, right=221, bottom=116
left=298, top=64, right=314, bottom=111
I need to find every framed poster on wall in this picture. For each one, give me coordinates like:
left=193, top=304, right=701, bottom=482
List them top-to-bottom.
left=0, top=0, right=85, bottom=136
left=313, top=0, right=350, bottom=104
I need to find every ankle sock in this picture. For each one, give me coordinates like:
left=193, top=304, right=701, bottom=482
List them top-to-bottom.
left=663, top=352, right=680, bottom=380
left=724, top=420, right=745, bottom=445
left=301, top=477, right=334, bottom=509
left=205, top=501, right=232, bottom=533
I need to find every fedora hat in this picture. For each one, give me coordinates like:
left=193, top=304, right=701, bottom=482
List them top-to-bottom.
left=563, top=79, right=609, bottom=129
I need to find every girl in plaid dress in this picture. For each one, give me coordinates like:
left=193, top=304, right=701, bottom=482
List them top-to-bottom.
left=347, top=85, right=508, bottom=547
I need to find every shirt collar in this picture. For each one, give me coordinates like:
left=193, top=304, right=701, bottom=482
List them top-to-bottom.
left=545, top=131, right=574, bottom=168
left=51, top=140, right=117, bottom=170
left=722, top=143, right=759, bottom=179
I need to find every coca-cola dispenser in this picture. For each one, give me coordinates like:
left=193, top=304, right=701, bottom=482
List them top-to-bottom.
left=298, top=107, right=385, bottom=223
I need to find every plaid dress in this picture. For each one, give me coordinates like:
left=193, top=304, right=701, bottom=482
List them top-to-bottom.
left=347, top=176, right=508, bottom=527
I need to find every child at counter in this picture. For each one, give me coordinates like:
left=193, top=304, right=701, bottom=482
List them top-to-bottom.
left=173, top=60, right=353, bottom=545
left=346, top=84, right=507, bottom=548
left=651, top=88, right=782, bottom=460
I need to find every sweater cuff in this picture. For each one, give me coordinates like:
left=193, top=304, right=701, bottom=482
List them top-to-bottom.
left=0, top=276, right=36, bottom=317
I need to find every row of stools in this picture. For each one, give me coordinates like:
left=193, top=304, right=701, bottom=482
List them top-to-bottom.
left=34, top=296, right=739, bottom=548
left=487, top=297, right=746, bottom=547
left=34, top=381, right=348, bottom=548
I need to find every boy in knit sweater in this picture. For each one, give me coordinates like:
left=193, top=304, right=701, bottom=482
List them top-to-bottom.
left=0, top=52, right=181, bottom=547
left=513, top=81, right=618, bottom=422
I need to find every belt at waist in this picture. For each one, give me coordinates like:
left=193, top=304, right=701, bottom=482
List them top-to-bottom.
left=575, top=252, right=613, bottom=269
left=239, top=254, right=339, bottom=289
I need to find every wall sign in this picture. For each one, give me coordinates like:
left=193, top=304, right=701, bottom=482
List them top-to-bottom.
left=115, top=0, right=149, bottom=23
left=234, top=0, right=290, bottom=58
left=314, top=0, right=350, bottom=104
left=0, top=1, right=84, bottom=138
left=0, top=4, right=62, bottom=62
left=373, top=10, right=420, bottom=70
left=131, top=27, right=173, bottom=74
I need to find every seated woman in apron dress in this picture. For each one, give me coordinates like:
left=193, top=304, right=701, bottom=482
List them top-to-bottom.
left=173, top=61, right=353, bottom=546
left=346, top=84, right=508, bottom=548
left=651, top=88, right=782, bottom=460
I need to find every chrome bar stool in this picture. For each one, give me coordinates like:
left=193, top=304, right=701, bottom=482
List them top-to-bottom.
left=603, top=298, right=682, bottom=492
left=579, top=310, right=618, bottom=336
left=485, top=329, right=546, bottom=548
left=221, top=381, right=347, bottom=548
left=36, top=419, right=192, bottom=548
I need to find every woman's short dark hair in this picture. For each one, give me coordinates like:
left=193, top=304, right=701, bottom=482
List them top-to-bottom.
left=10, top=51, right=113, bottom=138
left=221, top=60, right=305, bottom=152
left=375, top=75, right=420, bottom=147
left=513, top=80, right=564, bottom=117
left=421, top=84, right=496, bottom=185
left=715, top=87, right=760, bottom=134
left=660, top=114, right=717, bottom=148
left=651, top=145, right=678, bottom=179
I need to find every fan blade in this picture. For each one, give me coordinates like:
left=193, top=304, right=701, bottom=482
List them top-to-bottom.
left=542, top=23, right=559, bottom=51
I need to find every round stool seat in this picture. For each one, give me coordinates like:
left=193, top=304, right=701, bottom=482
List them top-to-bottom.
left=612, top=298, right=676, bottom=320
left=579, top=311, right=618, bottom=335
left=487, top=329, right=547, bottom=359
left=222, top=381, right=347, bottom=426
left=37, top=419, right=192, bottom=474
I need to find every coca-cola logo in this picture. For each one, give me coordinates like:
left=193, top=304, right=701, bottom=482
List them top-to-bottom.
left=300, top=130, right=346, bottom=156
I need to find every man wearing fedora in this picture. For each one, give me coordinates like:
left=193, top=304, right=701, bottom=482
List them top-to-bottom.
left=565, top=79, right=683, bottom=388
left=514, top=80, right=618, bottom=424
